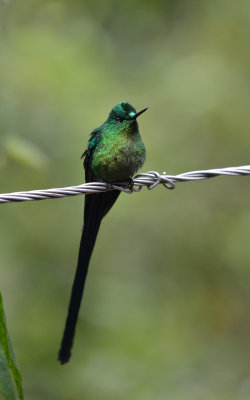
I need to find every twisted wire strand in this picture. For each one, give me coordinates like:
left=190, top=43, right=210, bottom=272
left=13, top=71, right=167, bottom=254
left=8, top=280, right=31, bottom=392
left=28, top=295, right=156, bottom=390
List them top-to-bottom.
left=0, top=165, right=249, bottom=204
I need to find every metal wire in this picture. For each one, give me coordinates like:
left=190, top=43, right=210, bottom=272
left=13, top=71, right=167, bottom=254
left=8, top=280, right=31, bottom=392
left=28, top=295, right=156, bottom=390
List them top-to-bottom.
left=0, top=165, right=249, bottom=204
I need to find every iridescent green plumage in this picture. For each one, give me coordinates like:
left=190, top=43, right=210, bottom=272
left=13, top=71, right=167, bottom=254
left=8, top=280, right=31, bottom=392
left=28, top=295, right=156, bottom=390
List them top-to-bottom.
left=58, top=102, right=146, bottom=363
left=84, top=102, right=146, bottom=181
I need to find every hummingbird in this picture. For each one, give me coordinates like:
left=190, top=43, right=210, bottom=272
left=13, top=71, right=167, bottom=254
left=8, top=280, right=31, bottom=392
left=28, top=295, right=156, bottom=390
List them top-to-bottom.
left=58, top=102, right=147, bottom=364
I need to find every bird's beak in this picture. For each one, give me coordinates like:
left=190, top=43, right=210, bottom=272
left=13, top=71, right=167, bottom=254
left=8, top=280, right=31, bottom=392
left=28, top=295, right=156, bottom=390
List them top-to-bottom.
left=133, top=107, right=148, bottom=119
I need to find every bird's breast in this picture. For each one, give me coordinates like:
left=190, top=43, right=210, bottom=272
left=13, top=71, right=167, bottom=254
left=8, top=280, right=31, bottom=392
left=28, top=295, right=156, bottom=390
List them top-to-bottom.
left=91, top=135, right=145, bottom=182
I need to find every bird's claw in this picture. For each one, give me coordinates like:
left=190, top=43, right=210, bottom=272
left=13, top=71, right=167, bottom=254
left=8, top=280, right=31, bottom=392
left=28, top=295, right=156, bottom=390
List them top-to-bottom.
left=106, top=178, right=134, bottom=193
left=122, top=178, right=134, bottom=191
left=106, top=183, right=115, bottom=191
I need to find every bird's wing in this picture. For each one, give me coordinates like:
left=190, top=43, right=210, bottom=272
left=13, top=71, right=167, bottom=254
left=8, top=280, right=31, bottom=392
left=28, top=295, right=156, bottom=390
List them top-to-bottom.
left=81, top=126, right=120, bottom=217
left=81, top=127, right=102, bottom=182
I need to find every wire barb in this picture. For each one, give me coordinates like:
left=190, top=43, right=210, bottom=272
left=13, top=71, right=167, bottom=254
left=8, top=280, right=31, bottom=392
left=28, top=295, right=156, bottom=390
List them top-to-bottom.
left=0, top=165, right=249, bottom=204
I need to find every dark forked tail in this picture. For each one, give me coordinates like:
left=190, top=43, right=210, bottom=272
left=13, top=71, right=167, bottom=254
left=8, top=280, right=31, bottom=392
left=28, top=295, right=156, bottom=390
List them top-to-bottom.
left=58, top=190, right=119, bottom=364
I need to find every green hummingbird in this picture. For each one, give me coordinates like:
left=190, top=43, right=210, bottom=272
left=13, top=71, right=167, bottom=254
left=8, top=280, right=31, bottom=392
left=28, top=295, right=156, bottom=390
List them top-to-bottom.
left=58, top=102, right=147, bottom=364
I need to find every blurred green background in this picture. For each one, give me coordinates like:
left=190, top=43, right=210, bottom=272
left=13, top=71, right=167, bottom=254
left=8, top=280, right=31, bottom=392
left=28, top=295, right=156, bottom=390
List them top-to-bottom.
left=0, top=0, right=250, bottom=399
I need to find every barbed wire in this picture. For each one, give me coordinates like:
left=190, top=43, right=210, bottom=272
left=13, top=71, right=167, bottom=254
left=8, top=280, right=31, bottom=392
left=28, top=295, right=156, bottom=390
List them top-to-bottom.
left=0, top=165, right=249, bottom=204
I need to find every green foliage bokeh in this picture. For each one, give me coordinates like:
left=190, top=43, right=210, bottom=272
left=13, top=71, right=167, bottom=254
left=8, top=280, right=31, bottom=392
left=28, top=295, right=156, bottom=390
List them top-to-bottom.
left=0, top=1, right=250, bottom=399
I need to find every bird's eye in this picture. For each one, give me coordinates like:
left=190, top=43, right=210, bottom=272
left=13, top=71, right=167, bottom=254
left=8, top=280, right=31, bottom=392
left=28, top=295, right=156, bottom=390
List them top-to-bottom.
left=115, top=117, right=122, bottom=122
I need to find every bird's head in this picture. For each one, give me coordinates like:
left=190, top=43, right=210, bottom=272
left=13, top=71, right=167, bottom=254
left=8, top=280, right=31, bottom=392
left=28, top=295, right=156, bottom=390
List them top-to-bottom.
left=106, top=102, right=147, bottom=131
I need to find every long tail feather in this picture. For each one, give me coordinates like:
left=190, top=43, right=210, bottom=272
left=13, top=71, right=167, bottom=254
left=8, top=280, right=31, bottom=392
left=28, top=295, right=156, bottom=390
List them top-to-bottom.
left=58, top=190, right=119, bottom=364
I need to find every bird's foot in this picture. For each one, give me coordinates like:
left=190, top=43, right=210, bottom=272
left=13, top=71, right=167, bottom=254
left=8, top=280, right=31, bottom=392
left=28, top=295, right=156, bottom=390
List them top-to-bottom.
left=106, top=178, right=134, bottom=192
left=120, top=178, right=134, bottom=191
left=106, top=183, right=115, bottom=191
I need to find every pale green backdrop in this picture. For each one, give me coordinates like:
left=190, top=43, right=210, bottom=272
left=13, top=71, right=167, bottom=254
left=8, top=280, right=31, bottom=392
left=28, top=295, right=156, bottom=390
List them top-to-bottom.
left=0, top=1, right=250, bottom=399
